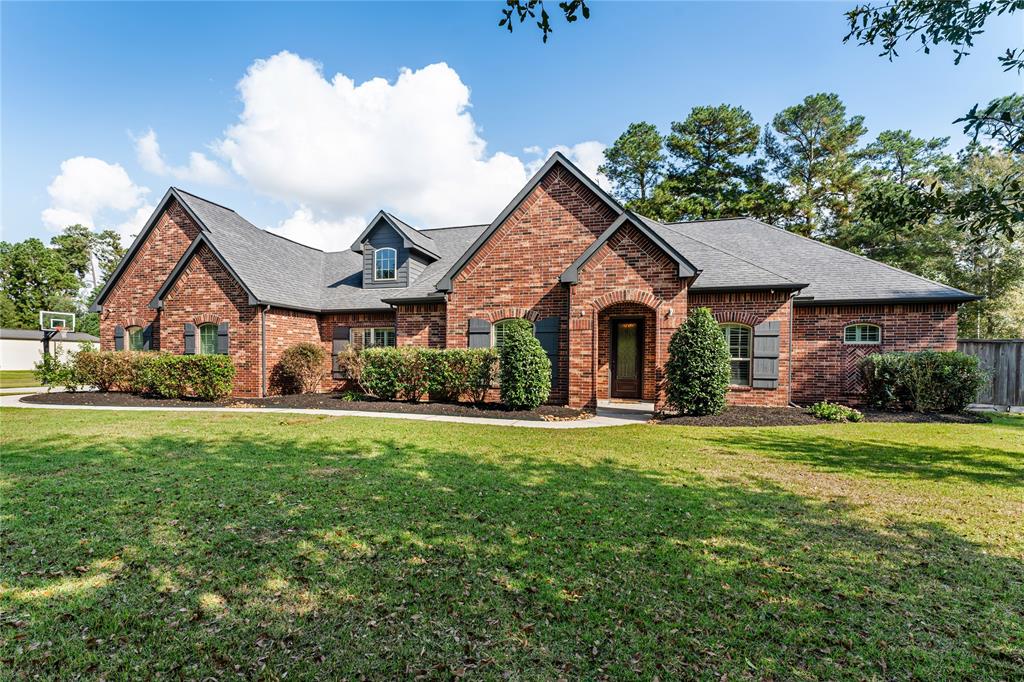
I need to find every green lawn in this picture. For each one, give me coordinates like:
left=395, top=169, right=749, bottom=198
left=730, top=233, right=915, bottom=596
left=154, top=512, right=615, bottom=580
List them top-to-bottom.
left=0, top=370, right=40, bottom=389
left=1, top=409, right=1021, bottom=679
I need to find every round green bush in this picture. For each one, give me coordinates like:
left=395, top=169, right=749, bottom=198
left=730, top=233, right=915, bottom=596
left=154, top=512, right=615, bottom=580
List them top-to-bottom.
left=665, top=307, right=730, bottom=415
left=499, top=318, right=551, bottom=410
left=277, top=342, right=328, bottom=394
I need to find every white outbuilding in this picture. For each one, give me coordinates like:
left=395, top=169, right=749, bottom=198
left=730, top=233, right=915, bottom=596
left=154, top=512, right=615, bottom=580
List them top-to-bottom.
left=0, top=328, right=99, bottom=370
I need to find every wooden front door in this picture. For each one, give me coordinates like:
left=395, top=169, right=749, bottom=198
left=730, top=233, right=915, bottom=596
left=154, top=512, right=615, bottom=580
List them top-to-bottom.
left=611, top=319, right=643, bottom=398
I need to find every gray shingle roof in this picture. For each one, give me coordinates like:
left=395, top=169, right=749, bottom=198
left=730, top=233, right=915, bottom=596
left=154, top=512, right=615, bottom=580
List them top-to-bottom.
left=114, top=157, right=975, bottom=315
left=654, top=218, right=976, bottom=303
left=0, top=328, right=99, bottom=342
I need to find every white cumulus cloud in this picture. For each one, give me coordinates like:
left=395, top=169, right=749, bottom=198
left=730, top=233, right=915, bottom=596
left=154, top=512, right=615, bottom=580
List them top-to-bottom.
left=214, top=51, right=607, bottom=247
left=135, top=130, right=231, bottom=186
left=41, top=156, right=152, bottom=242
left=271, top=207, right=366, bottom=252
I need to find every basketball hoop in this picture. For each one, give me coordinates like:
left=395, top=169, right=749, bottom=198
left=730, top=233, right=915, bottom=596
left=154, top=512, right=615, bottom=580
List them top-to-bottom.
left=38, top=310, right=75, bottom=356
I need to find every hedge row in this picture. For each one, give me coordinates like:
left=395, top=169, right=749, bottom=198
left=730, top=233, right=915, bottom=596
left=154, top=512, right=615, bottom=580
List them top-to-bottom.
left=358, top=347, right=499, bottom=403
left=36, top=348, right=236, bottom=401
left=860, top=350, right=985, bottom=413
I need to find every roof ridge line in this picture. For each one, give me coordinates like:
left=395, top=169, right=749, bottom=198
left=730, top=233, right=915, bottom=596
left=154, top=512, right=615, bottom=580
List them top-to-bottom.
left=171, top=187, right=237, bottom=214
left=740, top=218, right=974, bottom=296
left=658, top=221, right=801, bottom=285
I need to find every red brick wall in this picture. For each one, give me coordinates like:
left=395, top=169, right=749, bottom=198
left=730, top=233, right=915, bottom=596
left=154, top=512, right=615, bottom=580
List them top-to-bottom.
left=446, top=166, right=619, bottom=404
left=100, top=199, right=199, bottom=350
left=569, top=224, right=689, bottom=408
left=160, top=243, right=262, bottom=397
left=689, top=290, right=793, bottom=407
left=792, top=302, right=959, bottom=404
left=396, top=303, right=446, bottom=347
left=264, top=308, right=321, bottom=395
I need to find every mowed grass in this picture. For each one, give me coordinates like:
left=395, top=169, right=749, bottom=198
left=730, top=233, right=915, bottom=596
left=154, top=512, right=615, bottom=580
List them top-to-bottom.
left=0, top=371, right=39, bottom=389
left=1, top=409, right=1022, bottom=680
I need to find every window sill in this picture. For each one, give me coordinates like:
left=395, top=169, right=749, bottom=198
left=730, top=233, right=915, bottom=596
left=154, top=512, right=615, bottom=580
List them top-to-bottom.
left=728, top=385, right=753, bottom=392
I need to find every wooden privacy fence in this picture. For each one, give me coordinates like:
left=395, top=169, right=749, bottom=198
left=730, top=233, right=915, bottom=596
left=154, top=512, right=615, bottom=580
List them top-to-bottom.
left=957, top=339, right=1024, bottom=408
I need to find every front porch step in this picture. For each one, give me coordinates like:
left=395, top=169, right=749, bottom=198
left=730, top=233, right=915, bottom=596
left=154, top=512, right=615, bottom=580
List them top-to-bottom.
left=596, top=399, right=655, bottom=421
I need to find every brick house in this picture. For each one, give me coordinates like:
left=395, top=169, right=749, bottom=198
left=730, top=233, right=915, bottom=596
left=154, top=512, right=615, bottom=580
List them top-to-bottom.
left=92, top=153, right=977, bottom=408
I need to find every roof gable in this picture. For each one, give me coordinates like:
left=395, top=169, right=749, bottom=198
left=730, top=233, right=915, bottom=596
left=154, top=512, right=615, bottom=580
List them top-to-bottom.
left=435, top=152, right=625, bottom=292
left=91, top=188, right=209, bottom=310
left=351, top=211, right=439, bottom=259
left=560, top=213, right=699, bottom=283
left=149, top=233, right=257, bottom=309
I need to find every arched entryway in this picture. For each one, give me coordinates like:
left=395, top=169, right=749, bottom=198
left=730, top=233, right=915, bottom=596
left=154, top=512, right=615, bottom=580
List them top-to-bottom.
left=596, top=301, right=658, bottom=402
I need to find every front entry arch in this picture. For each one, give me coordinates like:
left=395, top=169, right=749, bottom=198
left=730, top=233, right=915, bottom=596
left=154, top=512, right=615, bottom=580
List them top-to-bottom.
left=610, top=317, right=643, bottom=398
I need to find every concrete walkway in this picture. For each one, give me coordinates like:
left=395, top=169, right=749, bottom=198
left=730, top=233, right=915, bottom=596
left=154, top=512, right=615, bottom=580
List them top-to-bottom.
left=0, top=386, right=48, bottom=395
left=0, top=393, right=652, bottom=429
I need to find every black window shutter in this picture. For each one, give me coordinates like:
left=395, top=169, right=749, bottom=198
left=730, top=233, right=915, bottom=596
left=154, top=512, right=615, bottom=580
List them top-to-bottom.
left=534, top=316, right=560, bottom=392
left=467, top=318, right=490, bottom=348
left=752, top=321, right=780, bottom=389
left=217, top=322, right=230, bottom=355
left=183, top=323, right=196, bottom=355
left=113, top=324, right=125, bottom=351
left=142, top=324, right=153, bottom=351
left=332, top=326, right=351, bottom=378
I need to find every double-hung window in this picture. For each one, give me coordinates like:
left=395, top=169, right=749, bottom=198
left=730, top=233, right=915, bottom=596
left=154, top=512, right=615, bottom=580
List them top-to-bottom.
left=721, top=324, right=752, bottom=386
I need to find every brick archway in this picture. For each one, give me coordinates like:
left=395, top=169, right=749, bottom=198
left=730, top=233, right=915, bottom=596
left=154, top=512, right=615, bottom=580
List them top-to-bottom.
left=591, top=288, right=662, bottom=312
left=482, top=307, right=541, bottom=323
left=711, top=311, right=761, bottom=327
left=192, top=313, right=226, bottom=326
left=119, top=316, right=148, bottom=329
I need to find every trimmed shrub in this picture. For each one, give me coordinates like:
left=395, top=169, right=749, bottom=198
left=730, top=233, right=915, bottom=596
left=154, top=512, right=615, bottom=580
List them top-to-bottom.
left=665, top=307, right=731, bottom=415
left=499, top=319, right=551, bottom=410
left=277, top=342, right=328, bottom=394
left=359, top=347, right=405, bottom=400
left=74, top=348, right=137, bottom=391
left=426, top=348, right=497, bottom=403
left=69, top=350, right=236, bottom=401
left=861, top=350, right=985, bottom=413
left=180, top=355, right=236, bottom=401
left=808, top=400, right=863, bottom=422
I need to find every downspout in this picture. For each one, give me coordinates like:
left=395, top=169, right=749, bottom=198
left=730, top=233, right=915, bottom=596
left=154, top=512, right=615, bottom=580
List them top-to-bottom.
left=788, top=293, right=798, bottom=408
left=261, top=304, right=270, bottom=397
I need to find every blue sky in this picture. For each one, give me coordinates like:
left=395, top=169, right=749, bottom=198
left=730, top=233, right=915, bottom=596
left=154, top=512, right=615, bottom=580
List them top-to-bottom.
left=2, top=1, right=1020, bottom=249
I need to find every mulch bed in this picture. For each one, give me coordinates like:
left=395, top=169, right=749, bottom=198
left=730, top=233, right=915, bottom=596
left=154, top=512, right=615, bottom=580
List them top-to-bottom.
left=20, top=391, right=586, bottom=422
left=655, top=405, right=990, bottom=427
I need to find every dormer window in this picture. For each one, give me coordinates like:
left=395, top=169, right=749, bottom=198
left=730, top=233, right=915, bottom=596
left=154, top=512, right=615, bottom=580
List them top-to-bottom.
left=374, top=247, right=396, bottom=281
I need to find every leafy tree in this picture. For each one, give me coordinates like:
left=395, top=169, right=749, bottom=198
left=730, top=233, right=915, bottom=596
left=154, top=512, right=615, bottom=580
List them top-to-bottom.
left=498, top=0, right=590, bottom=42
left=763, top=93, right=867, bottom=237
left=662, top=104, right=764, bottom=219
left=598, top=122, right=666, bottom=215
left=859, top=129, right=951, bottom=184
left=50, top=224, right=124, bottom=290
left=0, top=238, right=81, bottom=329
left=665, top=307, right=730, bottom=416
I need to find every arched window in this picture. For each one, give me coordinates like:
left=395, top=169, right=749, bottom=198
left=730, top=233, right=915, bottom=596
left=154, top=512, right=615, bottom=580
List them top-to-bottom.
left=374, top=247, right=397, bottom=281
left=492, top=318, right=529, bottom=349
left=199, top=323, right=219, bottom=355
left=844, top=323, right=881, bottom=345
left=721, top=324, right=752, bottom=386
left=127, top=326, right=144, bottom=351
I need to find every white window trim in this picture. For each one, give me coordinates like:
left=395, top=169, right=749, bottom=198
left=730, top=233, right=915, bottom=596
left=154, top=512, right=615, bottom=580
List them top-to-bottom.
left=373, top=247, right=397, bottom=282
left=721, top=323, right=752, bottom=387
left=843, top=323, right=882, bottom=345
left=359, top=327, right=396, bottom=348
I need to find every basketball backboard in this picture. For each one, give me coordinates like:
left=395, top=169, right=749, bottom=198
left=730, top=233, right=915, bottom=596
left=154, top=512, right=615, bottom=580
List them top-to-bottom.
left=39, top=310, right=76, bottom=333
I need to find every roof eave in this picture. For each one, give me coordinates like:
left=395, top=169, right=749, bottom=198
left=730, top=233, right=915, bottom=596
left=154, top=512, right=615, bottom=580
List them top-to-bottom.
left=691, top=282, right=809, bottom=293
left=793, top=293, right=982, bottom=306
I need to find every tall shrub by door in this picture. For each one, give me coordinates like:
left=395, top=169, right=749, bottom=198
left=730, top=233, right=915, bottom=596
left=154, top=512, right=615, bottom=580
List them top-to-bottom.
left=666, top=307, right=731, bottom=415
